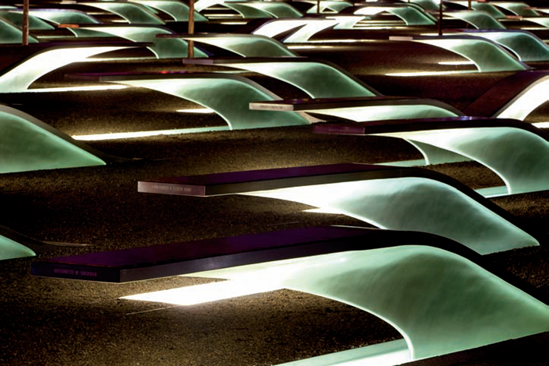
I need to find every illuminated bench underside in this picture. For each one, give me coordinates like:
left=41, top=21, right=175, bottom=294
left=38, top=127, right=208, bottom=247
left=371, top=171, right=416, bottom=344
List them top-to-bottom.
left=129, top=0, right=208, bottom=22
left=223, top=1, right=303, bottom=19
left=79, top=2, right=165, bottom=24
left=353, top=5, right=437, bottom=26
left=0, top=10, right=55, bottom=31
left=446, top=10, right=506, bottom=30
left=0, top=18, right=39, bottom=44
left=251, top=18, right=339, bottom=43
left=75, top=25, right=208, bottom=59
left=460, top=30, right=549, bottom=62
left=168, top=33, right=298, bottom=57
left=404, top=35, right=528, bottom=72
left=0, top=42, right=140, bottom=92
left=185, top=57, right=379, bottom=98
left=464, top=70, right=549, bottom=121
left=78, top=72, right=310, bottom=130
left=250, top=96, right=462, bottom=122
left=0, top=105, right=117, bottom=173
left=314, top=118, right=549, bottom=196
left=137, top=163, right=539, bottom=254
left=31, top=226, right=549, bottom=363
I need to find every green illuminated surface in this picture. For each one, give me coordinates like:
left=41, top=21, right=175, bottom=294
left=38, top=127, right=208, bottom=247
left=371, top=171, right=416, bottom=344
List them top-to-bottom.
left=130, top=0, right=208, bottom=21
left=305, top=1, right=352, bottom=14
left=80, top=2, right=164, bottom=24
left=228, top=2, right=303, bottom=18
left=493, top=2, right=540, bottom=16
left=471, top=3, right=507, bottom=19
left=354, top=5, right=436, bottom=26
left=29, top=9, right=102, bottom=25
left=448, top=10, right=506, bottom=30
left=0, top=11, right=55, bottom=30
left=0, top=18, right=38, bottom=44
left=253, top=19, right=337, bottom=43
left=79, top=26, right=208, bottom=59
left=463, top=30, right=549, bottom=62
left=181, top=34, right=298, bottom=57
left=415, top=36, right=527, bottom=72
left=0, top=45, right=135, bottom=92
left=218, top=60, right=378, bottom=98
left=110, top=74, right=309, bottom=130
left=496, top=75, right=549, bottom=120
left=297, top=103, right=460, bottom=122
left=0, top=105, right=106, bottom=173
left=376, top=127, right=549, bottom=195
left=244, top=177, right=538, bottom=254
left=0, top=235, right=35, bottom=261
left=194, top=245, right=549, bottom=361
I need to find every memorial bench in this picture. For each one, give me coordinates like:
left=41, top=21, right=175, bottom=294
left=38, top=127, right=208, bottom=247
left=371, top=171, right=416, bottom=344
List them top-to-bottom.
left=0, top=41, right=148, bottom=92
left=313, top=117, right=549, bottom=196
left=136, top=163, right=540, bottom=254
left=30, top=225, right=549, bottom=364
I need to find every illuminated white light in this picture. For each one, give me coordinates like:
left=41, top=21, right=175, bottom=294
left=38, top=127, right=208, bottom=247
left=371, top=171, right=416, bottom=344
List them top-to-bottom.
left=438, top=61, right=475, bottom=66
left=386, top=70, right=474, bottom=76
left=496, top=78, right=549, bottom=120
left=25, top=85, right=128, bottom=93
left=176, top=108, right=214, bottom=114
left=533, top=122, right=549, bottom=128
left=72, top=126, right=229, bottom=141
left=304, top=207, right=344, bottom=214
left=121, top=279, right=284, bottom=306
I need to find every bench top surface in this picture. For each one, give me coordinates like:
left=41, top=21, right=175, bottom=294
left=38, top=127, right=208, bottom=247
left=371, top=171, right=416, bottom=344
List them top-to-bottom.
left=249, top=96, right=426, bottom=111
left=313, top=117, right=549, bottom=139
left=31, top=226, right=462, bottom=282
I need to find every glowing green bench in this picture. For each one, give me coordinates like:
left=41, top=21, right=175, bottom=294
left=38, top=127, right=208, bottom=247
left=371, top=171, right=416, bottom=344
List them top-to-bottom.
left=128, top=0, right=208, bottom=22
left=77, top=1, right=165, bottom=24
left=222, top=1, right=303, bottom=19
left=352, top=3, right=437, bottom=26
left=0, top=10, right=56, bottom=32
left=445, top=10, right=507, bottom=29
left=0, top=17, right=39, bottom=44
left=390, top=34, right=528, bottom=72
left=0, top=41, right=144, bottom=92
left=69, top=71, right=310, bottom=131
left=0, top=104, right=124, bottom=173
left=314, top=117, right=549, bottom=196
left=137, top=163, right=539, bottom=254
left=29, top=225, right=549, bottom=364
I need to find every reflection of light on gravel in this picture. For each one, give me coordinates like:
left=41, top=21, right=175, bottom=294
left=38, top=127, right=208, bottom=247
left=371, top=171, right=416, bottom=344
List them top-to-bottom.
left=386, top=70, right=475, bottom=76
left=25, top=85, right=128, bottom=93
left=176, top=108, right=214, bottom=114
left=72, top=126, right=230, bottom=141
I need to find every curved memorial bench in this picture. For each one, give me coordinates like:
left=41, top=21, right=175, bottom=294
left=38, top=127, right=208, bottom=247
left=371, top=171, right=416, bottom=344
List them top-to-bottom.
left=128, top=0, right=209, bottom=22
left=77, top=1, right=165, bottom=25
left=223, top=1, right=303, bottom=19
left=447, top=1, right=507, bottom=19
left=492, top=1, right=541, bottom=17
left=352, top=4, right=437, bottom=26
left=0, top=10, right=56, bottom=31
left=445, top=10, right=507, bottom=29
left=0, top=17, right=39, bottom=44
left=251, top=18, right=339, bottom=43
left=74, top=24, right=208, bottom=58
left=460, top=29, right=549, bottom=62
left=158, top=33, right=299, bottom=57
left=390, top=35, right=528, bottom=72
left=0, top=41, right=144, bottom=92
left=185, top=57, right=379, bottom=98
left=464, top=70, right=549, bottom=120
left=70, top=71, right=310, bottom=130
left=249, top=95, right=463, bottom=122
left=0, top=104, right=125, bottom=173
left=314, top=117, right=549, bottom=196
left=137, top=163, right=539, bottom=254
left=0, top=225, right=72, bottom=261
left=30, top=225, right=549, bottom=364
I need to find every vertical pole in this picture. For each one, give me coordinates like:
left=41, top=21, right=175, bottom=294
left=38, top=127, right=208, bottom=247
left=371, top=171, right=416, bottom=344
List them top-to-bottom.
left=22, top=0, right=30, bottom=46
left=188, top=0, right=195, bottom=58
left=317, top=0, right=320, bottom=15
left=438, top=0, right=443, bottom=36
left=468, top=0, right=472, bottom=11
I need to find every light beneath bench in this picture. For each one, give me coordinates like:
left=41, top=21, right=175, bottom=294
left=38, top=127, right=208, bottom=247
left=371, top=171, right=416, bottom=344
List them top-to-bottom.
left=72, top=126, right=229, bottom=141
left=121, top=279, right=284, bottom=306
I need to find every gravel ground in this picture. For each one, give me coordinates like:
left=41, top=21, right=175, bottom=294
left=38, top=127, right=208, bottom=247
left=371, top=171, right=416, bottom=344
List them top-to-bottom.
left=0, top=42, right=548, bottom=366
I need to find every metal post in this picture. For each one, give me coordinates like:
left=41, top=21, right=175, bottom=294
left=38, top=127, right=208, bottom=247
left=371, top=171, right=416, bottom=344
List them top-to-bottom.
left=22, top=0, right=30, bottom=46
left=188, top=0, right=195, bottom=58
left=317, top=0, right=320, bottom=15
left=438, top=0, right=443, bottom=36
